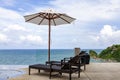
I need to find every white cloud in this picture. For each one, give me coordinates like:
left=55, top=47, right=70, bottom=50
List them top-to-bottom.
left=1, top=0, right=120, bottom=49
left=50, top=0, right=120, bottom=22
left=0, top=7, right=22, bottom=20
left=3, top=24, right=30, bottom=32
left=91, top=25, right=120, bottom=46
left=100, top=25, right=113, bottom=36
left=0, top=33, right=10, bottom=43
left=19, top=35, right=43, bottom=45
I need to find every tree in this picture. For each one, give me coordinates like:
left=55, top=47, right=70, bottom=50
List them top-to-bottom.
left=99, top=44, right=120, bottom=62
left=89, top=50, right=98, bottom=59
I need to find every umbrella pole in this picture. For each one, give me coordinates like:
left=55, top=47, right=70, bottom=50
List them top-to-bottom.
left=48, top=18, right=51, bottom=62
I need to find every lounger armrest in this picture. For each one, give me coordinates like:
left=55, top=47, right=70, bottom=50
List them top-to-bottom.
left=63, top=57, right=73, bottom=62
left=64, top=57, right=73, bottom=60
left=46, top=61, right=61, bottom=66
left=46, top=61, right=61, bottom=64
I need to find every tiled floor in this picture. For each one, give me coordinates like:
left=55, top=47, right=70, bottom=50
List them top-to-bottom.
left=84, top=63, right=120, bottom=80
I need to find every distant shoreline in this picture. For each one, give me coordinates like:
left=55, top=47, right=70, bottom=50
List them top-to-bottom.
left=0, top=49, right=103, bottom=65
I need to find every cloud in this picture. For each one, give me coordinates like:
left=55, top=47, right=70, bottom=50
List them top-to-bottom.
left=1, top=0, right=120, bottom=49
left=50, top=0, right=120, bottom=22
left=0, top=7, right=22, bottom=21
left=3, top=24, right=30, bottom=32
left=91, top=25, right=120, bottom=47
left=100, top=25, right=114, bottom=36
left=0, top=33, right=10, bottom=43
left=19, top=35, right=43, bottom=45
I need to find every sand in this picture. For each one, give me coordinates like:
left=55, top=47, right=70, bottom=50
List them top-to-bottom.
left=9, top=63, right=120, bottom=80
left=9, top=67, right=88, bottom=80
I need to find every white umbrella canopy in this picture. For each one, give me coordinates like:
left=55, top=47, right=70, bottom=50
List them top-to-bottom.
left=24, top=9, right=76, bottom=62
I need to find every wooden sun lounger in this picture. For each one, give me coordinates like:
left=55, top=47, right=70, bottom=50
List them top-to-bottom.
left=29, top=55, right=81, bottom=80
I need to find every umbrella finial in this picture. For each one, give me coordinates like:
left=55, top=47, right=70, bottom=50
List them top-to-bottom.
left=42, top=9, right=56, bottom=13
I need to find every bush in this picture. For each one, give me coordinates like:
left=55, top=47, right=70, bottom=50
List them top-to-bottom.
left=99, top=44, right=120, bottom=62
left=89, top=50, right=98, bottom=58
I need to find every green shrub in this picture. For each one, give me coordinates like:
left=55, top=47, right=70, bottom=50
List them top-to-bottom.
left=99, top=44, right=120, bottom=62
left=89, top=50, right=98, bottom=58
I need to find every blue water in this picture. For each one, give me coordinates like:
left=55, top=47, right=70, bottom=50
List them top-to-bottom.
left=0, top=49, right=103, bottom=65
left=0, top=49, right=103, bottom=80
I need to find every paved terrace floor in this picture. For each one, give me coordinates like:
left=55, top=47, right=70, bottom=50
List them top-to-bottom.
left=9, top=63, right=120, bottom=80
left=82, top=63, right=120, bottom=80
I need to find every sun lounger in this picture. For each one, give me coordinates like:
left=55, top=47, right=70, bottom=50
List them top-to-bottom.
left=46, top=52, right=87, bottom=70
left=29, top=55, right=81, bottom=80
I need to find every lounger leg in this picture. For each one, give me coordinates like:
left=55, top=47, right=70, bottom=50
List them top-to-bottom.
left=84, top=64, right=86, bottom=70
left=78, top=66, right=81, bottom=78
left=29, top=67, right=30, bottom=75
left=38, top=69, right=40, bottom=73
left=49, top=70, right=51, bottom=79
left=78, top=70, right=80, bottom=78
left=59, top=72, right=62, bottom=76
left=69, top=73, right=71, bottom=80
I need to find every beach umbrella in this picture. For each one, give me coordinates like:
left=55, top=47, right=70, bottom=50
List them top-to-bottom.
left=24, top=9, right=76, bottom=62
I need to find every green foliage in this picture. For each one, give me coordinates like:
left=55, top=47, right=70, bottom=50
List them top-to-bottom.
left=99, top=44, right=120, bottom=62
left=99, top=47, right=112, bottom=59
left=111, top=47, right=120, bottom=62
left=89, top=50, right=98, bottom=58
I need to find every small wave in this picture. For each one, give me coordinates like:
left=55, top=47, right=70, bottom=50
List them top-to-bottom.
left=0, top=65, right=27, bottom=80
left=0, top=69, right=25, bottom=80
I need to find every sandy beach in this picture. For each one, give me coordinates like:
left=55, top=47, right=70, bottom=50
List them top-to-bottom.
left=8, top=63, right=120, bottom=80
left=9, top=67, right=87, bottom=80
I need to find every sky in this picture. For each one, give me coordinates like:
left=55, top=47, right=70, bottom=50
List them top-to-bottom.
left=0, top=0, right=120, bottom=49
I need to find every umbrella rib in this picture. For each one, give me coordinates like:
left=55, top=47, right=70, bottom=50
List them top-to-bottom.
left=38, top=13, right=48, bottom=25
left=39, top=13, right=48, bottom=19
left=51, top=14, right=56, bottom=26
left=55, top=14, right=71, bottom=23
left=62, top=14, right=76, bottom=20
left=25, top=15, right=40, bottom=22
left=38, top=17, right=45, bottom=25
left=52, top=19, right=56, bottom=26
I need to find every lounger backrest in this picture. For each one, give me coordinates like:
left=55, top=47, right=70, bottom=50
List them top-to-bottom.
left=79, top=51, right=86, bottom=55
left=62, top=55, right=80, bottom=69
left=69, top=55, right=80, bottom=64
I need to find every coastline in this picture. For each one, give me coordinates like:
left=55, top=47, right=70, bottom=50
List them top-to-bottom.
left=8, top=63, right=120, bottom=80
left=0, top=65, right=28, bottom=80
left=0, top=65, right=28, bottom=69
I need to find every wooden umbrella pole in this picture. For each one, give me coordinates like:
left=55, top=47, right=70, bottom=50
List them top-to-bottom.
left=48, top=14, right=51, bottom=62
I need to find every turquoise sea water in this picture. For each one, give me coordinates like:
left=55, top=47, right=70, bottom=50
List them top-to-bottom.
left=0, top=49, right=103, bottom=65
left=0, top=49, right=103, bottom=80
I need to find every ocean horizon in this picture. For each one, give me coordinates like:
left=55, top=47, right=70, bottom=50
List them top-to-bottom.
left=0, top=49, right=103, bottom=65
left=0, top=49, right=103, bottom=80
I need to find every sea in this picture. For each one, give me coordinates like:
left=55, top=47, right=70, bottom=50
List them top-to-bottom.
left=0, top=49, right=103, bottom=65
left=0, top=49, right=103, bottom=80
